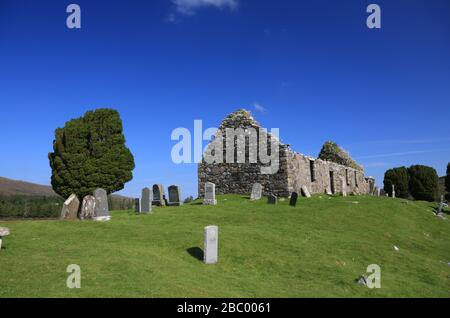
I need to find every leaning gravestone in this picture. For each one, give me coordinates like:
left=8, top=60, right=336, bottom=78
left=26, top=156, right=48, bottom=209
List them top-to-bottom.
left=340, top=178, right=347, bottom=197
left=203, top=182, right=217, bottom=205
left=250, top=183, right=262, bottom=201
left=152, top=184, right=165, bottom=206
left=168, top=185, right=182, bottom=206
left=301, top=185, right=311, bottom=198
left=141, top=187, right=152, bottom=213
left=93, top=188, right=111, bottom=221
left=289, top=192, right=298, bottom=207
left=60, top=194, right=80, bottom=220
left=268, top=194, right=277, bottom=204
left=80, top=195, right=96, bottom=220
left=134, top=198, right=140, bottom=213
left=204, top=225, right=218, bottom=264
left=0, top=227, right=10, bottom=251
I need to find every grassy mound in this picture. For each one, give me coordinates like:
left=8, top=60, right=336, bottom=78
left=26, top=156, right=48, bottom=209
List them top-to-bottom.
left=0, top=195, right=449, bottom=297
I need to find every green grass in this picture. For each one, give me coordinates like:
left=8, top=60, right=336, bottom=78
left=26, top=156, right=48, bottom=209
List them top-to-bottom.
left=0, top=195, right=449, bottom=297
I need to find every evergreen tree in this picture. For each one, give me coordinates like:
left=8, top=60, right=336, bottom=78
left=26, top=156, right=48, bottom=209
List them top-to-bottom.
left=48, top=109, right=135, bottom=199
left=408, top=165, right=439, bottom=202
left=383, top=167, right=409, bottom=198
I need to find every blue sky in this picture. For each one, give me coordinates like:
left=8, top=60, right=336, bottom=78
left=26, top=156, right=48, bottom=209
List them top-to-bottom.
left=0, top=0, right=449, bottom=198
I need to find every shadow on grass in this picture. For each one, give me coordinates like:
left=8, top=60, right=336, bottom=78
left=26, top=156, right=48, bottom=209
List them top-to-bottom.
left=187, top=247, right=203, bottom=261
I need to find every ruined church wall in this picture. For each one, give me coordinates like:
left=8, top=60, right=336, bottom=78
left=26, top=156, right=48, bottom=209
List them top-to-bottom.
left=198, top=145, right=290, bottom=198
left=286, top=150, right=370, bottom=195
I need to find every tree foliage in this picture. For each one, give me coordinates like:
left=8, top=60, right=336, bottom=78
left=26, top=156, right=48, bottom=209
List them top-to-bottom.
left=48, top=109, right=135, bottom=199
left=318, top=141, right=362, bottom=171
left=446, top=163, right=450, bottom=200
left=408, top=165, right=439, bottom=202
left=383, top=167, right=409, bottom=198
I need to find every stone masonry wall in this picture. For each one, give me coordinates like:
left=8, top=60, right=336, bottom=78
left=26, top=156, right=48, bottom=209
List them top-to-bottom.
left=198, top=110, right=372, bottom=198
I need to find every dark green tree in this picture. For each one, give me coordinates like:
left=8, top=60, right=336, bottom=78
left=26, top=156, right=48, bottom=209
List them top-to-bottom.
left=48, top=109, right=135, bottom=199
left=318, top=141, right=362, bottom=171
left=408, top=165, right=439, bottom=202
left=383, top=167, right=409, bottom=198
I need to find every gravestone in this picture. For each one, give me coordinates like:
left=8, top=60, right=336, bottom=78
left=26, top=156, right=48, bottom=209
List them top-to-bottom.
left=340, top=177, right=347, bottom=197
left=203, top=182, right=217, bottom=205
left=250, top=183, right=262, bottom=201
left=152, top=184, right=165, bottom=206
left=392, top=184, right=396, bottom=198
left=168, top=185, right=182, bottom=206
left=301, top=185, right=311, bottom=198
left=141, top=187, right=152, bottom=213
left=93, top=188, right=111, bottom=221
left=377, top=188, right=381, bottom=197
left=289, top=192, right=298, bottom=207
left=60, top=194, right=80, bottom=220
left=267, top=194, right=277, bottom=204
left=80, top=195, right=96, bottom=220
left=437, top=195, right=444, bottom=215
left=134, top=198, right=140, bottom=213
left=204, top=225, right=218, bottom=264
left=0, top=227, right=10, bottom=251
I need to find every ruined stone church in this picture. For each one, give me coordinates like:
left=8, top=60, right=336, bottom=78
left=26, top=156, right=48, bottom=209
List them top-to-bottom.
left=198, top=110, right=374, bottom=197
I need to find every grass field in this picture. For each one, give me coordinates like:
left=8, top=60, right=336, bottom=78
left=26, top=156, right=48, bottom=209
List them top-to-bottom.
left=0, top=195, right=449, bottom=297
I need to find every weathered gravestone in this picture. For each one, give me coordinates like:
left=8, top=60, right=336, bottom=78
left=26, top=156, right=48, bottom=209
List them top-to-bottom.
left=340, top=178, right=347, bottom=197
left=203, top=182, right=217, bottom=205
left=250, top=183, right=262, bottom=201
left=152, top=184, right=165, bottom=206
left=392, top=184, right=396, bottom=198
left=168, top=185, right=182, bottom=206
left=301, top=185, right=311, bottom=198
left=141, top=187, right=152, bottom=213
left=93, top=188, right=111, bottom=221
left=377, top=188, right=381, bottom=197
left=289, top=192, right=298, bottom=207
left=60, top=194, right=80, bottom=220
left=268, top=194, right=277, bottom=204
left=79, top=195, right=96, bottom=220
left=437, top=195, right=445, bottom=215
left=135, top=198, right=140, bottom=213
left=204, top=225, right=218, bottom=264
left=0, top=227, right=10, bottom=251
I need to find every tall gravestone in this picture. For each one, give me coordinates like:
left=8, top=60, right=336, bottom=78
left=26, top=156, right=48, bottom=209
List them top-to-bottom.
left=340, top=178, right=347, bottom=197
left=203, top=182, right=217, bottom=205
left=250, top=183, right=262, bottom=201
left=152, top=184, right=165, bottom=206
left=392, top=184, right=396, bottom=198
left=168, top=185, right=182, bottom=206
left=301, top=185, right=311, bottom=198
left=141, top=187, right=152, bottom=213
left=93, top=188, right=111, bottom=221
left=289, top=192, right=298, bottom=207
left=60, top=194, right=80, bottom=220
left=268, top=194, right=277, bottom=204
left=80, top=195, right=96, bottom=220
left=437, top=195, right=444, bottom=215
left=134, top=198, right=140, bottom=213
left=204, top=225, right=218, bottom=264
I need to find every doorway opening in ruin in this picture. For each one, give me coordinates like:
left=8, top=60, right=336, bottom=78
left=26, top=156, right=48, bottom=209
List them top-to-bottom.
left=310, top=160, right=315, bottom=182
left=329, top=171, right=335, bottom=194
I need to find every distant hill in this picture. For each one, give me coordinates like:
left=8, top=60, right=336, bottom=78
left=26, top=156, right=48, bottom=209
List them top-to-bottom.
left=0, top=176, right=133, bottom=199
left=0, top=177, right=58, bottom=197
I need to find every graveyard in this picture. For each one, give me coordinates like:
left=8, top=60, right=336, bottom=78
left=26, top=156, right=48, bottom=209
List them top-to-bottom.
left=0, top=194, right=449, bottom=298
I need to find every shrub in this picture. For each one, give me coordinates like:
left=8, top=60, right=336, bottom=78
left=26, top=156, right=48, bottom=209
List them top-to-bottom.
left=48, top=109, right=135, bottom=199
left=318, top=141, right=362, bottom=171
left=408, top=165, right=439, bottom=202
left=383, top=167, right=409, bottom=198
left=0, top=195, right=63, bottom=218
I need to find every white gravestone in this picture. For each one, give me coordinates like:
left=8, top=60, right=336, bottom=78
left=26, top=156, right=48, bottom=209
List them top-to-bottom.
left=340, top=177, right=347, bottom=197
left=203, top=182, right=217, bottom=205
left=250, top=183, right=262, bottom=201
left=392, top=184, right=396, bottom=198
left=204, top=225, right=218, bottom=264
left=0, top=227, right=10, bottom=251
